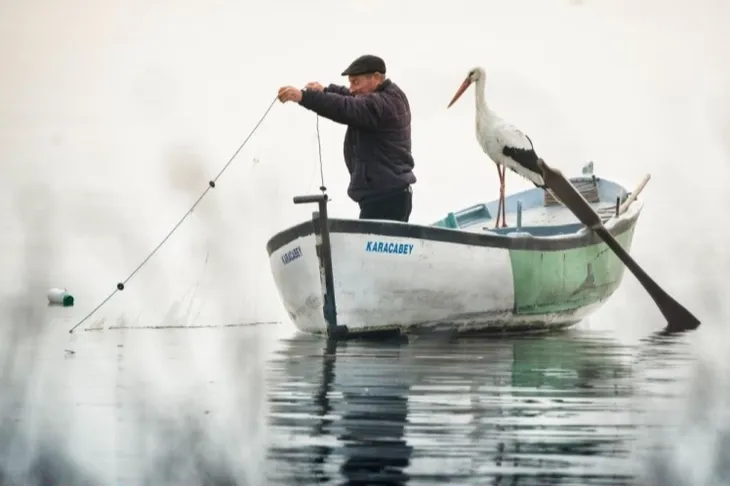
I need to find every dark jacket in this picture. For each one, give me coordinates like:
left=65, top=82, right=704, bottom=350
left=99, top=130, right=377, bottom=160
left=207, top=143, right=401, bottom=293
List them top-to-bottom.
left=299, top=79, right=417, bottom=202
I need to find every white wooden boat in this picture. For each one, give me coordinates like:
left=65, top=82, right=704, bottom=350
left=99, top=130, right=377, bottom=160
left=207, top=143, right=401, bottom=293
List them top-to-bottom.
left=265, top=165, right=644, bottom=338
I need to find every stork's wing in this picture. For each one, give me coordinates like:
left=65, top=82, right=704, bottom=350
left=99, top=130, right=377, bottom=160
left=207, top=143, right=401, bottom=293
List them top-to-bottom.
left=494, top=121, right=534, bottom=151
left=493, top=122, right=545, bottom=186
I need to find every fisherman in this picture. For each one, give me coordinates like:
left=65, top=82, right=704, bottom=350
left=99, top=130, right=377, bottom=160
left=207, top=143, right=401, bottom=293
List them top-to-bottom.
left=277, top=54, right=417, bottom=223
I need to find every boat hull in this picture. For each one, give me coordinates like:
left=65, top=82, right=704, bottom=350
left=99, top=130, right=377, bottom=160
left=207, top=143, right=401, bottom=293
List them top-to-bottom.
left=266, top=201, right=642, bottom=336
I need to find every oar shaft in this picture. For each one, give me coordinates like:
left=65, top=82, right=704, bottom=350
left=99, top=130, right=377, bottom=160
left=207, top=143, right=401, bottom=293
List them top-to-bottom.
left=618, top=174, right=651, bottom=215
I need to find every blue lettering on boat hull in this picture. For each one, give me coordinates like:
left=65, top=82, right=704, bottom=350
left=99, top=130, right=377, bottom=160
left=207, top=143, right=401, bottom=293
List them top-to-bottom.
left=365, top=241, right=414, bottom=255
left=282, top=246, right=302, bottom=265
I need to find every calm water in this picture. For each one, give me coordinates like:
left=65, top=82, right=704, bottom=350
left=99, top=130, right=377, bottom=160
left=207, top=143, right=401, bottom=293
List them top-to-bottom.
left=1, top=306, right=720, bottom=485
left=266, top=328, right=698, bottom=486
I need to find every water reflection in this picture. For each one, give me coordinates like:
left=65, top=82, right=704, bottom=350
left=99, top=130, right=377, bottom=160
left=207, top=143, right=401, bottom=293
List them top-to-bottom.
left=266, top=330, right=645, bottom=485
left=267, top=336, right=413, bottom=485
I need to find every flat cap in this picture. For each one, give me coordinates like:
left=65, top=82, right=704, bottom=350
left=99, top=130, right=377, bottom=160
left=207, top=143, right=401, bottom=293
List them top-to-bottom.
left=341, top=54, right=386, bottom=76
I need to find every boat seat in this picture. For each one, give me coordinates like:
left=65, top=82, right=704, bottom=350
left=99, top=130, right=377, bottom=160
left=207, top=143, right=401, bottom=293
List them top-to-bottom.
left=544, top=177, right=600, bottom=207
left=433, top=203, right=492, bottom=230
left=451, top=203, right=492, bottom=229
left=596, top=204, right=620, bottom=222
left=444, top=212, right=459, bottom=229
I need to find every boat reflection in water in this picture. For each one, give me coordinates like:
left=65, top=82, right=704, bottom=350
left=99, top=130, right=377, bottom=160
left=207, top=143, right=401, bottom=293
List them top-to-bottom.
left=266, top=330, right=639, bottom=485
left=267, top=334, right=413, bottom=485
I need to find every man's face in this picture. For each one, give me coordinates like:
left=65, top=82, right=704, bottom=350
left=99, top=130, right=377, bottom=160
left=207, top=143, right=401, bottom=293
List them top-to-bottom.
left=348, top=73, right=381, bottom=95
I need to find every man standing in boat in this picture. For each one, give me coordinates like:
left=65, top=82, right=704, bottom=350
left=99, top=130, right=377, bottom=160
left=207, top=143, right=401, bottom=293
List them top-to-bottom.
left=277, top=54, right=417, bottom=222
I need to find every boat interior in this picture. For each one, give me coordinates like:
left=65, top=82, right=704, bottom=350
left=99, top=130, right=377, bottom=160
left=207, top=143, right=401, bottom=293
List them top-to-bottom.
left=431, top=172, right=631, bottom=237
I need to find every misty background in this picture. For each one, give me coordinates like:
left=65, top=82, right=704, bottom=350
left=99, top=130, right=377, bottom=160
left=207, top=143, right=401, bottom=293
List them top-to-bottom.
left=1, top=0, right=729, bottom=484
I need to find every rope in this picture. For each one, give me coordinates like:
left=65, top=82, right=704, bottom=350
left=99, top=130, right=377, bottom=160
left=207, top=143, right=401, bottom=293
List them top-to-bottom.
left=68, top=96, right=278, bottom=334
left=316, top=114, right=326, bottom=193
left=87, top=321, right=282, bottom=332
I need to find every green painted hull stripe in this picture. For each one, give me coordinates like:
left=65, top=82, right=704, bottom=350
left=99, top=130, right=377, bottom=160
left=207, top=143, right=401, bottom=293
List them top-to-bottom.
left=508, top=227, right=636, bottom=315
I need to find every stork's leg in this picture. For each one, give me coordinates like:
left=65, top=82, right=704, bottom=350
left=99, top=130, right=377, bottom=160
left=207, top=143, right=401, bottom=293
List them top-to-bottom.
left=495, top=165, right=504, bottom=229
left=498, top=166, right=507, bottom=228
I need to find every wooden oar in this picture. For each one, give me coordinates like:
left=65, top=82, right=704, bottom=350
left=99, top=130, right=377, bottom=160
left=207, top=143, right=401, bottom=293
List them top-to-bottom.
left=536, top=159, right=700, bottom=333
left=618, top=173, right=651, bottom=215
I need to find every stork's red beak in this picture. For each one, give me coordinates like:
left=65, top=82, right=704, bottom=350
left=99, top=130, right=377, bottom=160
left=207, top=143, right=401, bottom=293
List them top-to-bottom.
left=447, top=78, right=472, bottom=108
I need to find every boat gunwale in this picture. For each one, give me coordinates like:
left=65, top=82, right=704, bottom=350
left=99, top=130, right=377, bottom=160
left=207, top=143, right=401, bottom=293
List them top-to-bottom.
left=265, top=199, right=643, bottom=256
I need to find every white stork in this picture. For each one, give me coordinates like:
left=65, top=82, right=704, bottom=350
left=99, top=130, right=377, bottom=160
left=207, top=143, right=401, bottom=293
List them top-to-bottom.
left=447, top=66, right=555, bottom=228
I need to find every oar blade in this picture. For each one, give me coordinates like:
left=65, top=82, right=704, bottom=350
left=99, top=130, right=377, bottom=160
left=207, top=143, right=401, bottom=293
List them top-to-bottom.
left=593, top=226, right=701, bottom=333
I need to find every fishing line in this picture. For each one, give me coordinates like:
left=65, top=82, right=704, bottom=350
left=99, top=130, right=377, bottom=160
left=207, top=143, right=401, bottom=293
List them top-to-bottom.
left=68, top=96, right=279, bottom=334
left=316, top=114, right=327, bottom=193
left=104, top=321, right=282, bottom=331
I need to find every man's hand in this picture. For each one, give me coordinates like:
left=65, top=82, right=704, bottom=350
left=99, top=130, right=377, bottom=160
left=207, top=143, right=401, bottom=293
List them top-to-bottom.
left=304, top=82, right=324, bottom=92
left=278, top=86, right=303, bottom=103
